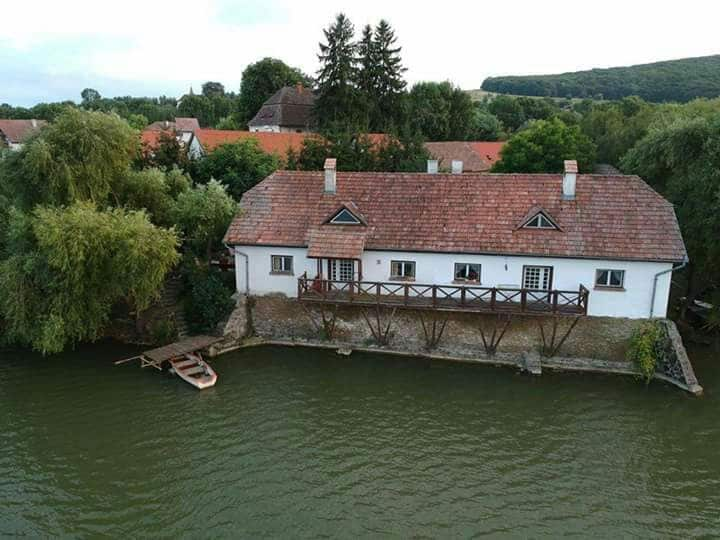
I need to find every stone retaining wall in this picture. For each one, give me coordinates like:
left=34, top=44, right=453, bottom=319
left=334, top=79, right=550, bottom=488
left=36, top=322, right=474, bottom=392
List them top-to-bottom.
left=212, top=294, right=702, bottom=395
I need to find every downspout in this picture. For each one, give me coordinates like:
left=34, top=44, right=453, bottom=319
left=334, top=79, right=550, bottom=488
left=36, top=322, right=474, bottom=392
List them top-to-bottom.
left=225, top=243, right=249, bottom=295
left=650, top=256, right=688, bottom=318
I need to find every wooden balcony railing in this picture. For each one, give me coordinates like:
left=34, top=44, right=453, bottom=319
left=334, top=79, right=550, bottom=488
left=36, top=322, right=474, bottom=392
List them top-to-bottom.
left=298, top=276, right=589, bottom=316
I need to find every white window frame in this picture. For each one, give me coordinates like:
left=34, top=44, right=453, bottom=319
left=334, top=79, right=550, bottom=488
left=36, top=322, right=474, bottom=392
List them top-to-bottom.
left=329, top=208, right=361, bottom=225
left=523, top=212, right=557, bottom=230
left=270, top=255, right=293, bottom=275
left=329, top=259, right=355, bottom=282
left=390, top=260, right=416, bottom=280
left=454, top=262, right=481, bottom=283
left=522, top=265, right=553, bottom=291
left=595, top=269, right=625, bottom=289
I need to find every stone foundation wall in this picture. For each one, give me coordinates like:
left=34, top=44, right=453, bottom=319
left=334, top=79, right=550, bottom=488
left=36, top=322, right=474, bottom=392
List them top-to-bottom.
left=250, top=294, right=642, bottom=362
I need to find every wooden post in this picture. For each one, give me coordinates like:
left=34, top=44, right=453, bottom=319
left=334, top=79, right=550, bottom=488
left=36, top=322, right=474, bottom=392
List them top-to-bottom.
left=376, top=282, right=381, bottom=300
left=404, top=284, right=409, bottom=306
left=432, top=285, right=437, bottom=308
left=460, top=287, right=466, bottom=306
left=491, top=288, right=497, bottom=311
left=521, top=290, right=527, bottom=312
left=552, top=291, right=558, bottom=313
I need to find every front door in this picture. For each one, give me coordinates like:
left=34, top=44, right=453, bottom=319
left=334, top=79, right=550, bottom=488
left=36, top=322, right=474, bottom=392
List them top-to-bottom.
left=328, top=259, right=355, bottom=282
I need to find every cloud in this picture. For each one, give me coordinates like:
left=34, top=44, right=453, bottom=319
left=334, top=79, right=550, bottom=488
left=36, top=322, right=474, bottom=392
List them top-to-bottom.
left=2, top=0, right=719, bottom=106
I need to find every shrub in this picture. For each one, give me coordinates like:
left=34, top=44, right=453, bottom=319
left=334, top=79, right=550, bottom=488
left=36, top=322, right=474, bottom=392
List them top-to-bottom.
left=182, top=262, right=235, bottom=334
left=626, top=321, right=665, bottom=384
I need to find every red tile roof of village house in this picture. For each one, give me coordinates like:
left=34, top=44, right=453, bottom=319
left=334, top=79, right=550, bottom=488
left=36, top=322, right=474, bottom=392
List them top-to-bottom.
left=146, top=118, right=200, bottom=132
left=0, top=119, right=47, bottom=143
left=195, top=129, right=310, bottom=157
left=425, top=141, right=506, bottom=172
left=224, top=170, right=687, bottom=263
left=307, top=227, right=367, bottom=259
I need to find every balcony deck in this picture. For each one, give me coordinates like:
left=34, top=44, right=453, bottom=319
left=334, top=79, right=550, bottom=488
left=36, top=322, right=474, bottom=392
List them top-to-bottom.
left=298, top=277, right=589, bottom=316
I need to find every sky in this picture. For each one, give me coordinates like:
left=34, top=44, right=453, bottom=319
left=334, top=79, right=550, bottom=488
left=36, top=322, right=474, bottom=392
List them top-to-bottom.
left=2, top=0, right=719, bottom=107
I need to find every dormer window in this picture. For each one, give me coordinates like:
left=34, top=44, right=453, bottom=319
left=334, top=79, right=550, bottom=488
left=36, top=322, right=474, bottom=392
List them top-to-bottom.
left=329, top=208, right=362, bottom=225
left=521, top=210, right=559, bottom=230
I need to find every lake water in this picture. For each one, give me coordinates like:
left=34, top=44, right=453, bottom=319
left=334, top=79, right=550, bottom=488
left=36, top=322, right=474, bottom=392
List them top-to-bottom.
left=1, top=341, right=719, bottom=538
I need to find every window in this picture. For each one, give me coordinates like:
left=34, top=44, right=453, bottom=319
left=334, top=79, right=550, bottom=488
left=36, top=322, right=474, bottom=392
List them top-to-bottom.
left=330, top=208, right=361, bottom=225
left=523, top=212, right=558, bottom=230
left=270, top=255, right=293, bottom=275
left=329, top=259, right=354, bottom=281
left=390, top=260, right=415, bottom=280
left=454, top=263, right=481, bottom=282
left=522, top=266, right=553, bottom=290
left=595, top=269, right=625, bottom=289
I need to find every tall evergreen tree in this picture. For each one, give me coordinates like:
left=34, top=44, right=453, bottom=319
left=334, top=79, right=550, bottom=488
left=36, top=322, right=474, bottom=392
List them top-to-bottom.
left=315, top=13, right=358, bottom=128
left=372, top=19, right=407, bottom=131
left=355, top=24, right=377, bottom=130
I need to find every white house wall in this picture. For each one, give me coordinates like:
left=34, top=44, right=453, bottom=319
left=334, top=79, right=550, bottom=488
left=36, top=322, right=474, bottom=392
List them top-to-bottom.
left=232, top=245, right=674, bottom=319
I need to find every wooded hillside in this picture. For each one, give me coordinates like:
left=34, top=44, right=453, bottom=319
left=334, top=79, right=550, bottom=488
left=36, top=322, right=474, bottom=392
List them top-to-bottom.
left=481, top=55, right=720, bottom=102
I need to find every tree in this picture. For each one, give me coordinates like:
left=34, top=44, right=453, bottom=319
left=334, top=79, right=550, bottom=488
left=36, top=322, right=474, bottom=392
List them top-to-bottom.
left=315, top=13, right=358, bottom=128
left=371, top=19, right=407, bottom=131
left=355, top=24, right=377, bottom=130
left=238, top=58, right=311, bottom=125
left=202, top=81, right=225, bottom=98
left=407, top=82, right=475, bottom=140
left=81, top=88, right=101, bottom=106
left=177, top=94, right=214, bottom=127
left=0, top=108, right=138, bottom=209
left=127, top=113, right=148, bottom=130
left=622, top=115, right=720, bottom=323
left=492, top=118, right=596, bottom=173
left=140, top=130, right=190, bottom=171
left=194, top=139, right=279, bottom=199
left=115, top=168, right=190, bottom=227
left=173, top=179, right=237, bottom=260
left=0, top=202, right=179, bottom=353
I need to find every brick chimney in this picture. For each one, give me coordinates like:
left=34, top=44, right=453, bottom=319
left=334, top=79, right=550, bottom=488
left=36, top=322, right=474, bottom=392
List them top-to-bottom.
left=296, top=82, right=304, bottom=94
left=324, top=158, right=337, bottom=193
left=427, top=159, right=439, bottom=174
left=451, top=160, right=463, bottom=174
left=563, top=160, right=578, bottom=200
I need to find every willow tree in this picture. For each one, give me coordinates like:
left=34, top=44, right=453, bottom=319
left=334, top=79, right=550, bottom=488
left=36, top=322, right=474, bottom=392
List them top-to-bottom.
left=0, top=108, right=139, bottom=209
left=0, top=203, right=179, bottom=353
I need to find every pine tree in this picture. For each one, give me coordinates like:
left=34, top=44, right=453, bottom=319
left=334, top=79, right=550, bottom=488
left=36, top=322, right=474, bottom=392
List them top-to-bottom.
left=315, top=13, right=358, bottom=128
left=372, top=20, right=407, bottom=131
left=355, top=24, right=378, bottom=131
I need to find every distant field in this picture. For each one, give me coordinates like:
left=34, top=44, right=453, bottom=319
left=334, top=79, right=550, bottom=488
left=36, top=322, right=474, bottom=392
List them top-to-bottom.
left=479, top=54, right=720, bottom=103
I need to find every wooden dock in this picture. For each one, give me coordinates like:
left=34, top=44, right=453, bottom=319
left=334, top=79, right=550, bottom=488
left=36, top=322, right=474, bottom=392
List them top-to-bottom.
left=117, top=335, right=222, bottom=370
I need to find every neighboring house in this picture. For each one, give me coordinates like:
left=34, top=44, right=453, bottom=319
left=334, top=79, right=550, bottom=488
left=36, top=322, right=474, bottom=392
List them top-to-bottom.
left=248, top=85, right=315, bottom=133
left=146, top=117, right=200, bottom=145
left=0, top=119, right=46, bottom=150
left=189, top=129, right=310, bottom=161
left=425, top=141, right=505, bottom=172
left=224, top=160, right=686, bottom=319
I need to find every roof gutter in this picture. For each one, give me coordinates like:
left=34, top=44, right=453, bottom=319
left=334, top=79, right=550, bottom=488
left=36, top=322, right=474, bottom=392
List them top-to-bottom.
left=225, top=243, right=249, bottom=295
left=650, top=256, right=688, bottom=318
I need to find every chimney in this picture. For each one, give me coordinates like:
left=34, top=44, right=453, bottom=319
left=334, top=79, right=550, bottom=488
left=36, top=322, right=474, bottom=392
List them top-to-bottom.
left=296, top=82, right=303, bottom=94
left=31, top=119, right=37, bottom=128
left=163, top=120, right=170, bottom=129
left=324, top=158, right=337, bottom=193
left=427, top=159, right=439, bottom=174
left=451, top=160, right=463, bottom=174
left=562, top=160, right=578, bottom=200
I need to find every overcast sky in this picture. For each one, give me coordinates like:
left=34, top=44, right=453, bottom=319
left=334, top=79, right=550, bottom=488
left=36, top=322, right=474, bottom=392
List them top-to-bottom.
left=2, top=0, right=718, bottom=106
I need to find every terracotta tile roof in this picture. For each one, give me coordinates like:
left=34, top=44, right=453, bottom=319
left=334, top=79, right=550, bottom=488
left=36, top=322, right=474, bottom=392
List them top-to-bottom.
left=248, top=86, right=315, bottom=128
left=0, top=119, right=46, bottom=144
left=140, top=129, right=176, bottom=154
left=195, top=129, right=311, bottom=157
left=425, top=141, right=506, bottom=172
left=225, top=170, right=687, bottom=263
left=307, top=227, right=367, bottom=259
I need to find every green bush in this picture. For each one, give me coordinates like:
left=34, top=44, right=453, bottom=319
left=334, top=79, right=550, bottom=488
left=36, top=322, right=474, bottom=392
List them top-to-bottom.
left=182, top=262, right=235, bottom=334
left=149, top=318, right=177, bottom=346
left=626, top=321, right=665, bottom=384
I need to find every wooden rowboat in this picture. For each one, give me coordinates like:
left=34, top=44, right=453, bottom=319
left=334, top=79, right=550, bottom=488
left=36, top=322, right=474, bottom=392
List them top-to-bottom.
left=168, top=352, right=217, bottom=390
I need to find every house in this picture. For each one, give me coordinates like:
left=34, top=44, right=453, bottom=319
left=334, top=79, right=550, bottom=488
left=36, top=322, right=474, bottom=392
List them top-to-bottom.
left=248, top=85, right=315, bottom=133
left=146, top=117, right=200, bottom=145
left=0, top=119, right=46, bottom=150
left=188, top=129, right=310, bottom=161
left=424, top=141, right=505, bottom=172
left=224, top=159, right=687, bottom=319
